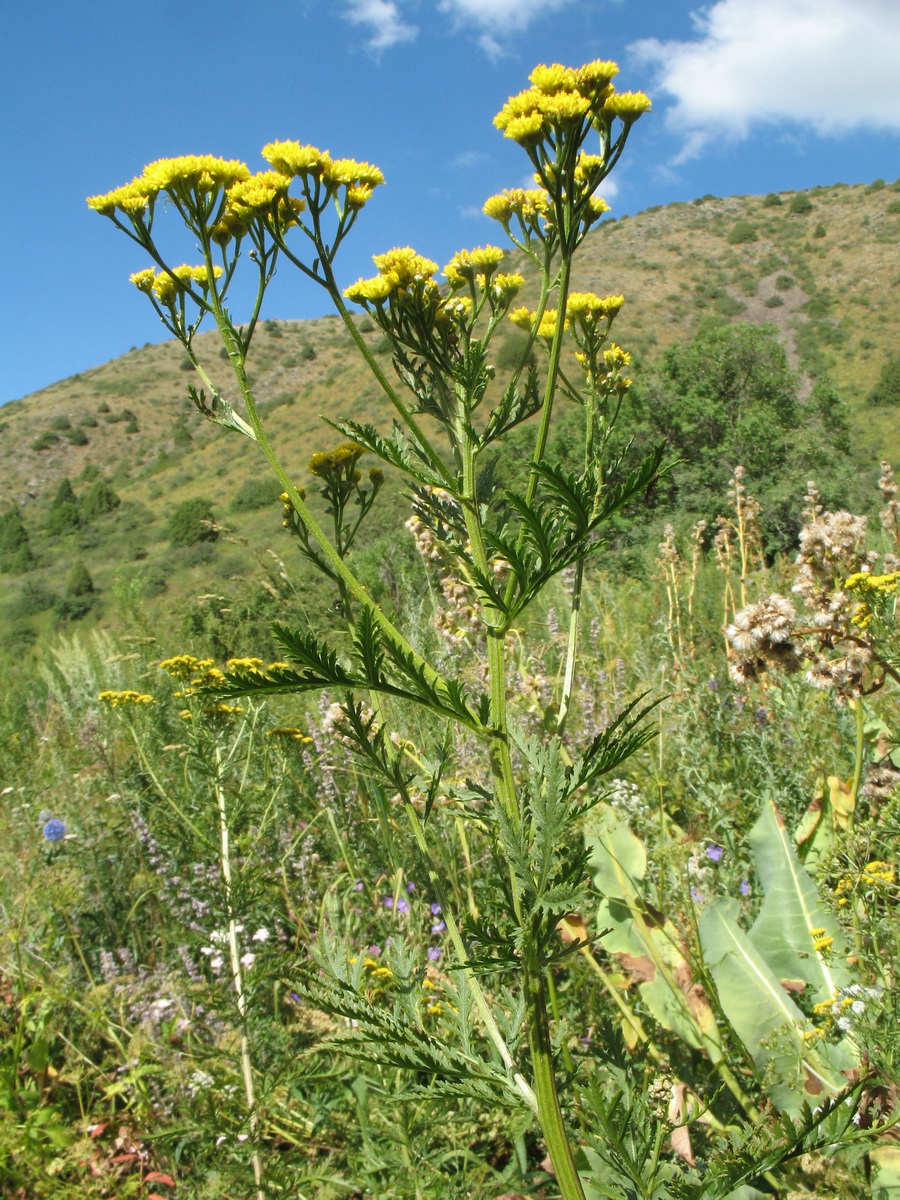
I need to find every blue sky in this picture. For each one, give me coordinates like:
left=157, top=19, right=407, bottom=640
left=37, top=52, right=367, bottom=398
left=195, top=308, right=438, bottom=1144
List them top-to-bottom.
left=2, top=0, right=899, bottom=406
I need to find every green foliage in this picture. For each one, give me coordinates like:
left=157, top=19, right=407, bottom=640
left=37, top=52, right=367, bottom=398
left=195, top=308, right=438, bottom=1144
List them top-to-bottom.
left=762, top=192, right=783, bottom=207
left=789, top=194, right=814, bottom=214
left=726, top=221, right=758, bottom=245
left=813, top=224, right=827, bottom=238
left=626, top=323, right=851, bottom=539
left=867, top=352, right=900, bottom=406
left=50, top=415, right=72, bottom=431
left=30, top=430, right=59, bottom=451
left=231, top=476, right=283, bottom=512
left=80, top=479, right=121, bottom=521
left=167, top=497, right=218, bottom=547
left=0, top=505, right=35, bottom=572
left=64, top=561, right=95, bottom=595
left=7, top=578, right=57, bottom=617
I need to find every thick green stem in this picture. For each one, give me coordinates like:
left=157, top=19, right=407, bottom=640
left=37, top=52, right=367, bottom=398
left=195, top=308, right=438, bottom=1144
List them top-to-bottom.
left=524, top=948, right=587, bottom=1200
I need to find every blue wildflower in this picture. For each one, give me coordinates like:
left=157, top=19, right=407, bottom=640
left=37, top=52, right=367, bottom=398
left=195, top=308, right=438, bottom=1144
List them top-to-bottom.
left=42, top=818, right=66, bottom=843
left=707, top=845, right=724, bottom=863
left=740, top=878, right=751, bottom=896
left=406, top=881, right=416, bottom=893
left=383, top=896, right=394, bottom=909
left=396, top=897, right=410, bottom=913
left=430, top=902, right=441, bottom=916
left=431, top=920, right=446, bottom=935
left=427, top=947, right=441, bottom=961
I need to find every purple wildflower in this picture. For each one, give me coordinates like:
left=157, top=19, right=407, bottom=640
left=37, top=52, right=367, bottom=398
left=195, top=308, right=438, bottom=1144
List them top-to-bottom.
left=42, top=818, right=66, bottom=843
left=707, top=845, right=724, bottom=863
left=740, top=879, right=751, bottom=896
left=354, top=880, right=364, bottom=891
left=406, top=881, right=416, bottom=893
left=691, top=887, right=704, bottom=902
left=383, top=896, right=394, bottom=909
left=396, top=897, right=410, bottom=913
left=430, top=902, right=441, bottom=916
left=431, top=921, right=446, bottom=935
left=427, top=947, right=441, bottom=961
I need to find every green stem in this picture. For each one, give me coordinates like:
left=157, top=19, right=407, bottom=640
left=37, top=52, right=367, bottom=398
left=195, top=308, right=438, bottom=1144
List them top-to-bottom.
left=849, top=697, right=864, bottom=828
left=214, top=743, right=265, bottom=1200
left=524, top=947, right=587, bottom=1200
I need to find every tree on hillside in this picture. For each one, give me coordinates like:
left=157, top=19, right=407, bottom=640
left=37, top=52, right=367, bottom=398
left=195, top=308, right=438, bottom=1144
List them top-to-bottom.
left=628, top=322, right=852, bottom=545
left=867, top=353, right=900, bottom=407
left=46, top=478, right=81, bottom=535
left=81, top=479, right=121, bottom=521
left=168, top=498, right=218, bottom=548
left=0, top=505, right=35, bottom=573
left=54, top=561, right=97, bottom=621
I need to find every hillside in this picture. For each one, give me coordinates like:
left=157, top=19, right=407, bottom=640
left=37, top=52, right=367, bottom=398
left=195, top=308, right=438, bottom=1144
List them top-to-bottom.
left=1, top=177, right=898, bottom=659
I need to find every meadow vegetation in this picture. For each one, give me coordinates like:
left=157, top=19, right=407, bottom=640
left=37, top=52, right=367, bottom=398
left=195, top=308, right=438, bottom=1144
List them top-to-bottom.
left=1, top=55, right=899, bottom=1200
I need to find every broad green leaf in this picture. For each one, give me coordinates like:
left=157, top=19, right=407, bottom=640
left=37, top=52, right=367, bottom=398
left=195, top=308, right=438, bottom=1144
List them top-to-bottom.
left=748, top=799, right=851, bottom=1004
left=588, top=807, right=723, bottom=1059
left=699, top=897, right=851, bottom=1117
left=872, top=1145, right=900, bottom=1199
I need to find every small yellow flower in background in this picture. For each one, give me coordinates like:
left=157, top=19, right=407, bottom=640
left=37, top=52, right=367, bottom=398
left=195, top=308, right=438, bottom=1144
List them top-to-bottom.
left=159, top=655, right=215, bottom=678
left=226, top=657, right=266, bottom=672
left=98, top=690, right=156, bottom=707
left=267, top=727, right=313, bottom=744
left=862, top=861, right=895, bottom=885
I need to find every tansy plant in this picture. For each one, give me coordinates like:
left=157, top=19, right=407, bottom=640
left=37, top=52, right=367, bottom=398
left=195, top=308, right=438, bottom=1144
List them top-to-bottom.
left=87, top=63, right=697, bottom=1199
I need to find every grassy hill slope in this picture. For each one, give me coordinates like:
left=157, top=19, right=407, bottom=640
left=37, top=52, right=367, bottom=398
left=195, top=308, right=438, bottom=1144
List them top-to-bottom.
left=1, top=177, right=898, bottom=660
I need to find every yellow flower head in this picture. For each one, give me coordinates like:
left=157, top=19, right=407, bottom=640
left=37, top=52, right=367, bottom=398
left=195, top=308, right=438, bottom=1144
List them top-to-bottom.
left=575, top=59, right=620, bottom=95
left=529, top=63, right=578, bottom=94
left=535, top=90, right=591, bottom=124
left=602, top=91, right=652, bottom=121
left=503, top=112, right=547, bottom=145
left=261, top=141, right=332, bottom=179
left=140, top=155, right=250, bottom=195
left=322, top=157, right=385, bottom=190
left=226, top=171, right=294, bottom=218
left=87, top=178, right=154, bottom=217
left=483, top=187, right=550, bottom=227
left=444, top=244, right=505, bottom=287
left=371, top=246, right=439, bottom=288
left=129, top=268, right=156, bottom=293
left=491, top=272, right=525, bottom=301
left=344, top=275, right=395, bottom=304
left=508, top=306, right=535, bottom=332
left=603, top=343, right=632, bottom=368
left=309, top=442, right=364, bottom=477
left=159, top=654, right=214, bottom=678
left=98, top=690, right=156, bottom=707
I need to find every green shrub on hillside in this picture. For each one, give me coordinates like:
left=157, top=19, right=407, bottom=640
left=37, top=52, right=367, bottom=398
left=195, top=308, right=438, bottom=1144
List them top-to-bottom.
left=762, top=192, right=783, bottom=207
left=789, top=193, right=814, bottom=214
left=726, top=221, right=758, bottom=244
left=627, top=321, right=851, bottom=542
left=867, top=353, right=900, bottom=406
left=30, top=430, right=59, bottom=451
left=231, top=477, right=283, bottom=512
left=81, top=479, right=121, bottom=521
left=167, top=498, right=218, bottom=547
left=0, top=506, right=35, bottom=573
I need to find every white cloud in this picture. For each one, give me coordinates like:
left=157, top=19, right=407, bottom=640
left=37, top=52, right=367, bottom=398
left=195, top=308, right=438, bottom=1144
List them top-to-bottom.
left=345, top=0, right=418, bottom=51
left=439, top=0, right=571, bottom=55
left=633, top=0, right=900, bottom=159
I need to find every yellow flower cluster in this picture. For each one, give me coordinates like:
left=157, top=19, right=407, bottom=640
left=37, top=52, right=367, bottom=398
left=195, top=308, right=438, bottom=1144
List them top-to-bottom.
left=494, top=59, right=649, bottom=147
left=261, top=142, right=384, bottom=208
left=88, top=155, right=252, bottom=216
left=483, top=187, right=550, bottom=227
left=444, top=245, right=505, bottom=287
left=344, top=246, right=439, bottom=305
left=129, top=264, right=223, bottom=304
left=566, top=292, right=625, bottom=322
left=308, top=442, right=365, bottom=478
left=846, top=570, right=900, bottom=628
left=159, top=654, right=214, bottom=678
left=225, top=656, right=266, bottom=672
left=98, top=690, right=156, bottom=707
left=267, top=727, right=314, bottom=744
left=861, top=860, right=895, bottom=885
left=808, top=927, right=834, bottom=953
